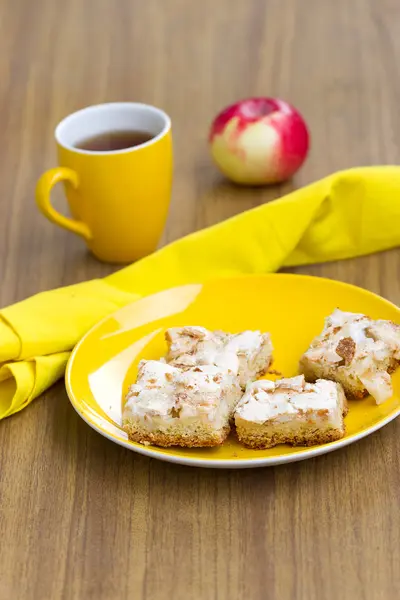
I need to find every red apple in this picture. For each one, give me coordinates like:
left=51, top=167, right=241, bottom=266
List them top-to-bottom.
left=209, top=97, right=309, bottom=185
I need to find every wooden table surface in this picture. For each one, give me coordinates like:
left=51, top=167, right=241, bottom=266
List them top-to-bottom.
left=1, top=0, right=400, bottom=598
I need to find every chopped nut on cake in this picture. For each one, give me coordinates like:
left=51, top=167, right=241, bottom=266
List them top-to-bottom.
left=299, top=309, right=400, bottom=404
left=165, top=326, right=273, bottom=388
left=122, top=359, right=242, bottom=447
left=235, top=375, right=347, bottom=449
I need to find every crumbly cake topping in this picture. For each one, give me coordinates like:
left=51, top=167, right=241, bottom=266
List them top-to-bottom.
left=303, top=309, right=400, bottom=403
left=165, top=326, right=271, bottom=375
left=124, top=360, right=239, bottom=423
left=235, top=375, right=341, bottom=424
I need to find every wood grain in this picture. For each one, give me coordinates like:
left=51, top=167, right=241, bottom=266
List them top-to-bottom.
left=1, top=0, right=400, bottom=598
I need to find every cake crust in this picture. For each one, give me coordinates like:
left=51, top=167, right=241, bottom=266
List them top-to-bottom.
left=124, top=423, right=231, bottom=448
left=237, top=427, right=344, bottom=450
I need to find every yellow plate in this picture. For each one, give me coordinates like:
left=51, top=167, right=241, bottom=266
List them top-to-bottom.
left=66, top=274, right=400, bottom=468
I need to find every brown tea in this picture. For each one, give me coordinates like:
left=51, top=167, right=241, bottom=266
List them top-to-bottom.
left=75, top=130, right=154, bottom=151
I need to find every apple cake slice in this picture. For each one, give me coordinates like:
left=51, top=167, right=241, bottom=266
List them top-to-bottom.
left=300, top=309, right=400, bottom=404
left=165, top=326, right=273, bottom=388
left=123, top=359, right=242, bottom=447
left=235, top=375, right=347, bottom=449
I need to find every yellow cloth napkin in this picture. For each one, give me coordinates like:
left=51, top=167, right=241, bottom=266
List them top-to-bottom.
left=2, top=166, right=400, bottom=419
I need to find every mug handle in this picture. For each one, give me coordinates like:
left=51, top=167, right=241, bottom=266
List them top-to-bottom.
left=35, top=167, right=92, bottom=240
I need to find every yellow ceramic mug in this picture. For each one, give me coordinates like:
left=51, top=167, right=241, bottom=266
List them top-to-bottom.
left=36, top=103, right=173, bottom=263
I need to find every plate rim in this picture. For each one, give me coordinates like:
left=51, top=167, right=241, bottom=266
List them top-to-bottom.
left=65, top=273, right=400, bottom=468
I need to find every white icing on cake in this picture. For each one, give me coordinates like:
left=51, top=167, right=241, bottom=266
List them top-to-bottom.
left=303, top=309, right=400, bottom=404
left=165, top=326, right=272, bottom=386
left=124, top=360, right=241, bottom=431
left=235, top=375, right=344, bottom=427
